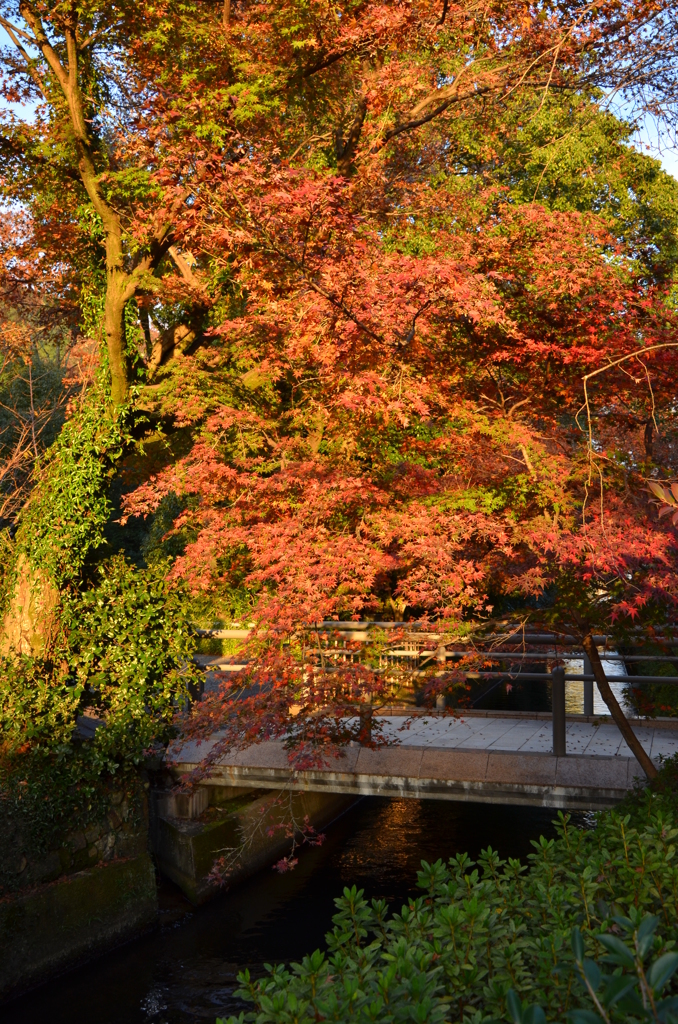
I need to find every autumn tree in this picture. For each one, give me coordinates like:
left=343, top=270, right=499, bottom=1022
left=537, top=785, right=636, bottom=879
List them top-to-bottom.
left=1, top=0, right=678, bottom=776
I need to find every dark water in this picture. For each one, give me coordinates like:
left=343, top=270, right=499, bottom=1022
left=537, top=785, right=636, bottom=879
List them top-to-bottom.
left=473, top=676, right=552, bottom=712
left=4, top=797, right=566, bottom=1024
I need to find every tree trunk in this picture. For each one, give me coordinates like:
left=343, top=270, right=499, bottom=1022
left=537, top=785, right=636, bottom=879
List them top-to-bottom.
left=336, top=96, right=368, bottom=176
left=104, top=276, right=129, bottom=407
left=0, top=553, right=60, bottom=658
left=582, top=633, right=657, bottom=779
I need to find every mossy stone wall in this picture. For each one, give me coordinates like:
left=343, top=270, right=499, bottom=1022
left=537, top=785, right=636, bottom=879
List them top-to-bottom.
left=0, top=853, right=157, bottom=999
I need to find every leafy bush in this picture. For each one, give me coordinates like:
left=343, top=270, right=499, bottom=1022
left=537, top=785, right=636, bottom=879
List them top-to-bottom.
left=0, top=554, right=198, bottom=868
left=62, top=554, right=198, bottom=766
left=0, top=555, right=197, bottom=769
left=219, top=769, right=678, bottom=1023
left=508, top=911, right=678, bottom=1023
left=568, top=913, right=678, bottom=1024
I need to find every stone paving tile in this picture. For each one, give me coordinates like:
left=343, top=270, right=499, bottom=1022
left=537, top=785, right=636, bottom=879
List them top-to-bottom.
left=450, top=716, right=502, bottom=733
left=398, top=719, right=482, bottom=746
left=407, top=719, right=463, bottom=739
left=378, top=720, right=407, bottom=741
left=453, top=721, right=530, bottom=747
left=486, top=721, right=547, bottom=751
left=571, top=723, right=624, bottom=755
left=563, top=724, right=600, bottom=755
left=514, top=725, right=554, bottom=753
left=577, top=726, right=625, bottom=757
left=649, top=731, right=678, bottom=760
left=617, top=732, right=653, bottom=759
left=169, top=734, right=222, bottom=763
left=231, top=741, right=290, bottom=769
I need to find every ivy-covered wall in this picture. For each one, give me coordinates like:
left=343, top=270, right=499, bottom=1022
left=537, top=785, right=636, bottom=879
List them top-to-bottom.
left=0, top=778, right=148, bottom=897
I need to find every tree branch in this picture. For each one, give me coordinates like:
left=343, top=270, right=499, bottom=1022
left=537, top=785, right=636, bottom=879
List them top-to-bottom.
left=0, top=13, right=48, bottom=100
left=0, top=13, right=37, bottom=44
left=379, top=82, right=496, bottom=146
left=336, top=95, right=367, bottom=176
left=168, top=245, right=201, bottom=287
left=582, top=634, right=657, bottom=779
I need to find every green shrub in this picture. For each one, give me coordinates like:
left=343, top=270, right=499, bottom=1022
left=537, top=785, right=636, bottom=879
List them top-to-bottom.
left=0, top=554, right=198, bottom=876
left=62, top=554, right=198, bottom=767
left=0, top=555, right=197, bottom=768
left=219, top=766, right=678, bottom=1023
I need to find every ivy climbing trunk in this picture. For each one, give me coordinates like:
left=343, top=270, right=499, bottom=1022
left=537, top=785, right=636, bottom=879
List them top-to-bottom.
left=0, top=396, right=125, bottom=658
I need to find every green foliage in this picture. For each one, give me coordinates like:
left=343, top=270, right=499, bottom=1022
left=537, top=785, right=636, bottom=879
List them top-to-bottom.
left=446, top=91, right=678, bottom=286
left=75, top=204, right=107, bottom=339
left=12, top=388, right=129, bottom=587
left=0, top=554, right=196, bottom=768
left=62, top=554, right=198, bottom=767
left=0, top=555, right=197, bottom=873
left=0, top=658, right=81, bottom=752
left=218, top=768, right=678, bottom=1023
left=508, top=912, right=678, bottom=1023
left=567, top=913, right=678, bottom=1023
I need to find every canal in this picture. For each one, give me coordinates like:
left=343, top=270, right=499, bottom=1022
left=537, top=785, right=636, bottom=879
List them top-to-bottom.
left=8, top=671, right=606, bottom=1023
left=5, top=795, right=575, bottom=1024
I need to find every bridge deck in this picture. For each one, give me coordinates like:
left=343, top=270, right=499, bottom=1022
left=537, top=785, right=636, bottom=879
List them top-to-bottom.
left=170, top=711, right=678, bottom=810
left=377, top=714, right=678, bottom=759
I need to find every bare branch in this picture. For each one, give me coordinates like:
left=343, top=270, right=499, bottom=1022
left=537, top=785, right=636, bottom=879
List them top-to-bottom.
left=0, top=12, right=48, bottom=100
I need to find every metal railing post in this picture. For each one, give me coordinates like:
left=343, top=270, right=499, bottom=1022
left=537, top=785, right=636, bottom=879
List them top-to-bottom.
left=435, top=646, right=447, bottom=710
left=583, top=653, right=594, bottom=716
left=552, top=666, right=566, bottom=756
left=359, top=694, right=373, bottom=746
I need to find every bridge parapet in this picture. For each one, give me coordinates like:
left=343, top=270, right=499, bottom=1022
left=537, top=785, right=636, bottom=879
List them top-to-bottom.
left=169, top=711, right=678, bottom=811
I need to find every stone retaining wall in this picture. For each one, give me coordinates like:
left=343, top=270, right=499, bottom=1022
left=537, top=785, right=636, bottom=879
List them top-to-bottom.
left=0, top=784, right=157, bottom=1001
left=2, top=786, right=148, bottom=895
left=0, top=854, right=157, bottom=999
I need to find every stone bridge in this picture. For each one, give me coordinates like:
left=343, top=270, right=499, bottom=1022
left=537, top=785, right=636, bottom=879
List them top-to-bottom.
left=169, top=709, right=678, bottom=811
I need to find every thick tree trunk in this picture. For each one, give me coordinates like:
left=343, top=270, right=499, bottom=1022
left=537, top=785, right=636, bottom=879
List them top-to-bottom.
left=336, top=96, right=368, bottom=176
left=104, top=285, right=129, bottom=406
left=0, top=553, right=59, bottom=657
left=582, top=634, right=657, bottom=779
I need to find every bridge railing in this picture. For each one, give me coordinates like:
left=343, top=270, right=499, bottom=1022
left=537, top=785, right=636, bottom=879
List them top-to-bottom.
left=195, top=623, right=678, bottom=756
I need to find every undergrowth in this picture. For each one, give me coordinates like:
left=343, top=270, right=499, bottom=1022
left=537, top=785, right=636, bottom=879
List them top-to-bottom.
left=220, top=759, right=678, bottom=1024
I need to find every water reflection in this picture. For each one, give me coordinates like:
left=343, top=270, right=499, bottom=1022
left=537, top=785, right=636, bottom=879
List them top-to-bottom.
left=477, top=653, right=633, bottom=716
left=564, top=655, right=633, bottom=715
